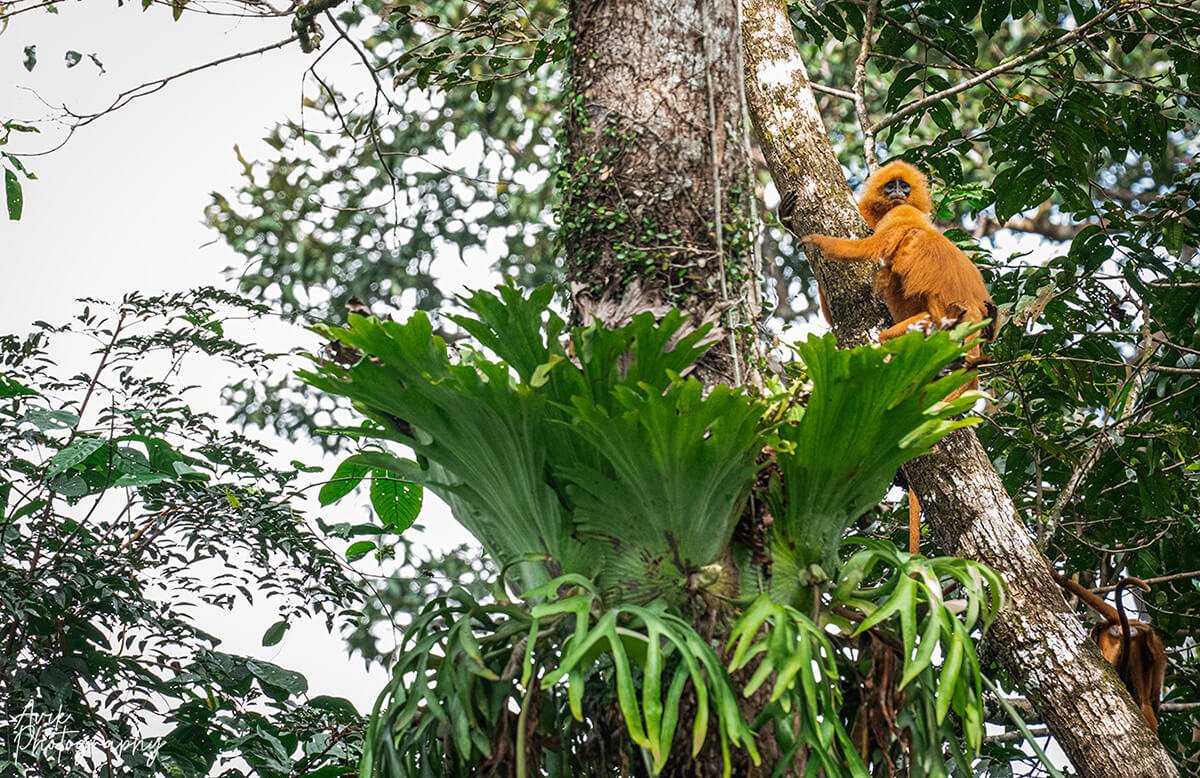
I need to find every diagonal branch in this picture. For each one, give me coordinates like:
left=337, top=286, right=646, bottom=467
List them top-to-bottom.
left=852, top=0, right=880, bottom=171
left=738, top=1, right=1178, bottom=776
left=868, top=1, right=1132, bottom=135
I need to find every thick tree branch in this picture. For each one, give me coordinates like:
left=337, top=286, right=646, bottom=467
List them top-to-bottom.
left=738, top=0, right=886, bottom=346
left=739, top=1, right=1179, bottom=776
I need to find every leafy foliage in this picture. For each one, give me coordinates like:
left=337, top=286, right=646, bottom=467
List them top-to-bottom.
left=5, top=0, right=1198, bottom=768
left=1, top=119, right=36, bottom=221
left=301, top=284, right=1008, bottom=774
left=0, top=290, right=365, bottom=776
left=764, top=327, right=982, bottom=602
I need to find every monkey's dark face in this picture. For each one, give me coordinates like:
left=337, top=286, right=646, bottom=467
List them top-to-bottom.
left=882, top=177, right=911, bottom=202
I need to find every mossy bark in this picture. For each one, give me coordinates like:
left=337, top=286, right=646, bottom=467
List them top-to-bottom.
left=563, top=0, right=762, bottom=386
left=738, top=1, right=1178, bottom=776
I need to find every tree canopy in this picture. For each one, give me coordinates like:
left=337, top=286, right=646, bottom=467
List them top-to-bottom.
left=2, top=0, right=1198, bottom=775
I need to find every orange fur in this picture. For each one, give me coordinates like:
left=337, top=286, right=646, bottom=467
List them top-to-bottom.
left=801, top=161, right=996, bottom=553
left=804, top=161, right=995, bottom=364
left=1054, top=574, right=1166, bottom=731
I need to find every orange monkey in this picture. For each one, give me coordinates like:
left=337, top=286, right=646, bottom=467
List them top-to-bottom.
left=801, top=161, right=996, bottom=552
left=1054, top=573, right=1166, bottom=731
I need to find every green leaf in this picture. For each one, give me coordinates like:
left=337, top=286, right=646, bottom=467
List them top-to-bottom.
left=981, top=0, right=1011, bottom=34
left=22, top=45, right=36, bottom=72
left=64, top=50, right=82, bottom=68
left=994, top=166, right=1045, bottom=223
left=5, top=168, right=23, bottom=221
left=766, top=332, right=978, bottom=583
left=0, top=376, right=38, bottom=398
left=21, top=408, right=78, bottom=430
left=45, top=437, right=106, bottom=478
left=317, top=457, right=369, bottom=505
left=171, top=460, right=207, bottom=480
left=112, top=471, right=174, bottom=488
left=369, top=471, right=422, bottom=531
left=50, top=475, right=88, bottom=497
left=8, top=498, right=45, bottom=522
left=345, top=540, right=376, bottom=562
left=261, top=620, right=289, bottom=647
left=936, top=632, right=965, bottom=723
left=247, top=658, right=308, bottom=696
left=307, top=695, right=360, bottom=720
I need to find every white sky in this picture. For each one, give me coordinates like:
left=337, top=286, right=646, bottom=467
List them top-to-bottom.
left=0, top=3, right=477, bottom=714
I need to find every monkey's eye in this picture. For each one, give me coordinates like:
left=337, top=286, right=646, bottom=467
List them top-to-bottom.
left=882, top=178, right=911, bottom=200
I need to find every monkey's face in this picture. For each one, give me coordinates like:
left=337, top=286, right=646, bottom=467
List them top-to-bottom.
left=858, top=161, right=933, bottom=227
left=882, top=177, right=912, bottom=203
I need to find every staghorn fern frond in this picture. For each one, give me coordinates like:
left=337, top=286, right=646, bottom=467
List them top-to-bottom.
left=299, top=285, right=758, bottom=597
left=300, top=306, right=588, bottom=591
left=765, top=328, right=982, bottom=603
left=561, top=378, right=763, bottom=603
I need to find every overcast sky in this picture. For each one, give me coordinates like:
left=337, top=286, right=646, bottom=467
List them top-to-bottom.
left=0, top=3, right=480, bottom=711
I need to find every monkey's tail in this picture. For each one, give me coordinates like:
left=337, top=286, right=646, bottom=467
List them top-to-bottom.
left=981, top=300, right=998, bottom=342
left=1113, top=577, right=1151, bottom=677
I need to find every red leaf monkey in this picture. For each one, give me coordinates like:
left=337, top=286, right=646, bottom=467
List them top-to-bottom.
left=800, top=161, right=996, bottom=553
left=1053, top=573, right=1167, bottom=732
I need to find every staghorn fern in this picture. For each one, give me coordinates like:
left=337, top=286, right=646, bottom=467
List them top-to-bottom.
left=301, top=284, right=1014, bottom=776
left=764, top=328, right=983, bottom=605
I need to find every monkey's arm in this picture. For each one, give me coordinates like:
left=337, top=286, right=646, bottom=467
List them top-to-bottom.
left=802, top=230, right=897, bottom=262
left=879, top=314, right=934, bottom=343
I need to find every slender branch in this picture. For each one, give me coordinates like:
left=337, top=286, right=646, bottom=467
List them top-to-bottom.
left=0, top=0, right=68, bottom=21
left=852, top=0, right=880, bottom=171
left=868, top=1, right=1133, bottom=134
left=700, top=2, right=742, bottom=386
left=69, top=36, right=299, bottom=129
left=811, top=82, right=856, bottom=100
left=75, top=310, right=126, bottom=430
left=1043, top=320, right=1156, bottom=536
left=1094, top=569, right=1200, bottom=593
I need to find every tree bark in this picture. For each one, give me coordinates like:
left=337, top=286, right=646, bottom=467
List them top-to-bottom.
left=565, top=0, right=761, bottom=385
left=738, top=1, right=1179, bottom=776
left=563, top=3, right=771, bottom=773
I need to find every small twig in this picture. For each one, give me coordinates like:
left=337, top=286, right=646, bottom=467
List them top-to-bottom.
left=0, top=0, right=67, bottom=22
left=852, top=0, right=880, bottom=171
left=700, top=5, right=742, bottom=387
left=67, top=36, right=299, bottom=129
left=811, top=82, right=856, bottom=100
left=75, top=310, right=127, bottom=429
left=1043, top=318, right=1156, bottom=536
left=1094, top=569, right=1200, bottom=594
left=986, top=724, right=1050, bottom=744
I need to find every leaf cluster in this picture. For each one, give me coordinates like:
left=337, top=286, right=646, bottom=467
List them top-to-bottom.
left=301, top=283, right=1009, bottom=774
left=0, top=290, right=365, bottom=777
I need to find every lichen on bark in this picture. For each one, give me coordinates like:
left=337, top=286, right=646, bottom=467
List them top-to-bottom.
left=561, top=0, right=762, bottom=385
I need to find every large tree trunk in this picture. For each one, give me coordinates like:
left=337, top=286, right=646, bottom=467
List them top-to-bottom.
left=565, top=0, right=761, bottom=385
left=738, top=1, right=1178, bottom=776
left=563, top=3, right=767, bottom=773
